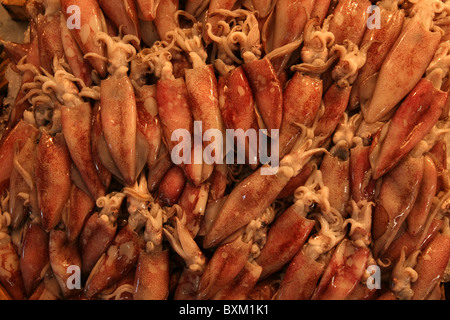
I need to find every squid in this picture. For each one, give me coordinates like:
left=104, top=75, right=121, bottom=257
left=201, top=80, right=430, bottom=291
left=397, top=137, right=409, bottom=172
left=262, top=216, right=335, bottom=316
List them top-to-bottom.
left=98, top=0, right=140, bottom=38
left=262, top=0, right=316, bottom=74
left=349, top=0, right=405, bottom=110
left=361, top=0, right=444, bottom=123
left=206, top=9, right=285, bottom=132
left=170, top=16, right=225, bottom=183
left=278, top=17, right=333, bottom=158
left=88, top=31, right=148, bottom=187
left=369, top=41, right=450, bottom=180
left=202, top=116, right=327, bottom=249
left=274, top=168, right=347, bottom=300
left=123, top=174, right=170, bottom=300
left=0, top=192, right=26, bottom=299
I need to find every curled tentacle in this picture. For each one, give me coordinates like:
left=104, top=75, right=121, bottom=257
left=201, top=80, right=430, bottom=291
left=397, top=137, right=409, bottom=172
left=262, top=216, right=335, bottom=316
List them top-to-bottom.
left=207, top=8, right=262, bottom=63
left=295, top=17, right=336, bottom=73
left=167, top=19, right=208, bottom=69
left=206, top=22, right=243, bottom=66
left=86, top=31, right=139, bottom=77
left=138, top=39, right=177, bottom=80
left=329, top=40, right=370, bottom=88
left=22, top=57, right=83, bottom=109
left=297, top=168, right=347, bottom=261
left=123, top=173, right=167, bottom=253
left=96, top=192, right=127, bottom=226
left=344, top=200, right=374, bottom=248
left=163, top=205, right=206, bottom=272
left=390, top=248, right=420, bottom=300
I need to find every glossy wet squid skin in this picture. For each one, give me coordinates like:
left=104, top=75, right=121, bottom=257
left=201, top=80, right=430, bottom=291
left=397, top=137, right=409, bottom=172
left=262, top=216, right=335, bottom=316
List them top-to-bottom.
left=1, top=0, right=450, bottom=301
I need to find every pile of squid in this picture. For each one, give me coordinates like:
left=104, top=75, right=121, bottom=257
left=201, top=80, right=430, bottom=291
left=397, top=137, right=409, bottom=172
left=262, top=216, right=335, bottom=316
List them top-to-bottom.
left=1, top=0, right=450, bottom=300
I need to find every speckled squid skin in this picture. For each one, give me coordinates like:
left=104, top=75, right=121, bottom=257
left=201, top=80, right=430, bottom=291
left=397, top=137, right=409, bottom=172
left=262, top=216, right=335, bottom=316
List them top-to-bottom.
left=3, top=0, right=450, bottom=302
left=153, top=0, right=179, bottom=41
left=265, top=0, right=314, bottom=73
left=273, top=0, right=315, bottom=48
left=328, top=0, right=370, bottom=46
left=349, top=5, right=405, bottom=110
left=36, top=13, right=64, bottom=74
left=363, top=15, right=442, bottom=123
left=2, top=25, right=40, bottom=139
left=243, top=57, right=283, bottom=132
left=184, top=64, right=223, bottom=184
left=185, top=64, right=225, bottom=152
left=217, top=66, right=258, bottom=167
left=218, top=66, right=255, bottom=134
left=280, top=73, right=322, bottom=157
left=100, top=75, right=137, bottom=186
left=157, top=76, right=213, bottom=185
left=156, top=77, right=193, bottom=155
left=370, top=78, right=446, bottom=180
left=314, top=83, right=352, bottom=147
left=135, top=85, right=162, bottom=169
left=61, top=102, right=106, bottom=200
left=90, top=102, right=112, bottom=189
left=0, top=121, right=39, bottom=193
left=36, top=132, right=72, bottom=232
left=9, top=136, right=38, bottom=229
left=428, top=139, right=447, bottom=191
left=350, top=144, right=375, bottom=203
left=147, top=151, right=172, bottom=193
left=320, top=151, right=351, bottom=217
left=372, top=155, right=424, bottom=259
left=406, top=156, right=437, bottom=236
left=208, top=163, right=227, bottom=202
left=158, top=166, right=186, bottom=206
left=203, top=169, right=289, bottom=249
left=66, top=185, right=95, bottom=242
left=255, top=205, right=315, bottom=279
left=80, top=212, right=117, bottom=276
left=381, top=219, right=443, bottom=270
left=20, top=223, right=49, bottom=298
left=84, top=224, right=144, bottom=299
left=410, top=230, right=450, bottom=300
left=197, top=236, right=252, bottom=300
left=312, top=239, right=370, bottom=300
left=0, top=240, right=26, bottom=300
left=133, top=249, right=169, bottom=300
left=274, top=249, right=326, bottom=300
left=212, top=261, right=262, bottom=300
